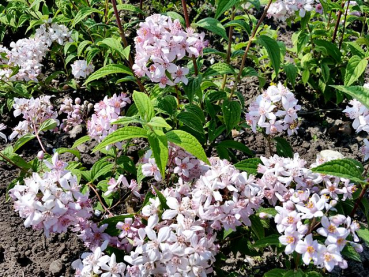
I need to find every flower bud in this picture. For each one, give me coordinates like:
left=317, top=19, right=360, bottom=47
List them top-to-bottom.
left=75, top=97, right=81, bottom=105
left=87, top=103, right=94, bottom=113
left=37, top=151, right=44, bottom=160
left=259, top=212, right=272, bottom=219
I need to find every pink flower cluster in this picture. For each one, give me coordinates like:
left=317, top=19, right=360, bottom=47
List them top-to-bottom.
left=267, top=0, right=321, bottom=20
left=133, top=14, right=207, bottom=87
left=0, top=22, right=71, bottom=82
left=71, top=59, right=95, bottom=79
left=246, top=83, right=301, bottom=136
left=343, top=83, right=369, bottom=160
left=87, top=93, right=131, bottom=143
left=10, top=96, right=59, bottom=140
left=60, top=97, right=86, bottom=132
left=141, top=144, right=206, bottom=182
left=9, top=153, right=92, bottom=237
left=258, top=153, right=361, bottom=272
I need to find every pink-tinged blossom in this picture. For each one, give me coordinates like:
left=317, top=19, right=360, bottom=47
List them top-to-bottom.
left=71, top=59, right=94, bottom=79
left=246, top=83, right=300, bottom=136
left=0, top=123, right=7, bottom=142
left=295, top=234, right=321, bottom=265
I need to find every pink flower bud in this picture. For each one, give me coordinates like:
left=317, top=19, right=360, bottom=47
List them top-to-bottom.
left=75, top=97, right=81, bottom=105
left=37, top=151, right=44, bottom=160
left=259, top=212, right=272, bottom=219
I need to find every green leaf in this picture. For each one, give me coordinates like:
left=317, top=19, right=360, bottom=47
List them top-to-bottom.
left=215, top=0, right=240, bottom=19
left=115, top=4, right=144, bottom=14
left=73, top=7, right=103, bottom=27
left=165, top=12, right=185, bottom=26
left=195, top=18, right=228, bottom=41
left=224, top=19, right=251, bottom=34
left=257, top=35, right=281, bottom=76
left=98, top=38, right=126, bottom=59
left=314, top=39, right=341, bottom=62
left=77, top=40, right=92, bottom=56
left=86, top=48, right=100, bottom=64
left=344, top=56, right=368, bottom=86
left=203, top=63, right=235, bottom=78
left=283, top=63, right=297, bottom=86
left=321, top=63, right=330, bottom=83
left=84, top=64, right=133, bottom=85
left=242, top=67, right=258, bottom=77
left=183, top=77, right=202, bottom=103
left=332, top=85, right=369, bottom=109
left=133, top=91, right=155, bottom=122
left=157, top=95, right=177, bottom=116
left=222, top=99, right=241, bottom=132
left=185, top=104, right=205, bottom=123
left=177, top=112, right=204, bottom=134
left=112, top=116, right=143, bottom=126
left=147, top=117, right=172, bottom=129
left=38, top=119, right=57, bottom=133
left=93, top=127, right=148, bottom=152
left=147, top=130, right=168, bottom=178
left=166, top=130, right=209, bottom=165
left=13, top=134, right=36, bottom=152
left=72, top=135, right=90, bottom=149
left=274, top=137, right=293, bottom=158
left=217, top=140, right=254, bottom=156
left=55, top=148, right=81, bottom=160
left=234, top=158, right=262, bottom=175
left=311, top=158, right=365, bottom=184
left=91, top=160, right=114, bottom=181
left=153, top=186, right=169, bottom=210
left=257, top=207, right=278, bottom=217
left=99, top=214, right=134, bottom=236
left=250, top=214, right=265, bottom=239
left=223, top=228, right=234, bottom=239
left=357, top=228, right=369, bottom=245
left=253, top=234, right=281, bottom=248
left=342, top=245, right=361, bottom=262
left=264, top=269, right=285, bottom=277
left=283, top=269, right=305, bottom=277
left=305, top=271, right=323, bottom=277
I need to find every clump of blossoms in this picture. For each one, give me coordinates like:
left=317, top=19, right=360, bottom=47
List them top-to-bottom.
left=267, top=0, right=321, bottom=21
left=133, top=14, right=207, bottom=87
left=0, top=22, right=72, bottom=82
left=71, top=60, right=95, bottom=79
left=246, top=82, right=301, bottom=136
left=343, top=83, right=369, bottom=160
left=87, top=93, right=131, bottom=143
left=10, top=96, right=59, bottom=140
left=60, top=97, right=89, bottom=132
left=258, top=152, right=362, bottom=272
left=9, top=153, right=92, bottom=237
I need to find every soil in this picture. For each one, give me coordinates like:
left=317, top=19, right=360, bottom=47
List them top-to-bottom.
left=1, top=7, right=369, bottom=277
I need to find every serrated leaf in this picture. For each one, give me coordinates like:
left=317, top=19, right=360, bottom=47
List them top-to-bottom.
left=215, top=0, right=240, bottom=19
left=115, top=4, right=144, bottom=14
left=73, top=7, right=103, bottom=27
left=165, top=11, right=185, bottom=26
left=196, top=17, right=228, bottom=41
left=224, top=19, right=251, bottom=34
left=257, top=35, right=281, bottom=76
left=98, top=37, right=126, bottom=58
left=314, top=39, right=341, bottom=62
left=77, top=40, right=92, bottom=56
left=86, top=48, right=100, bottom=64
left=344, top=56, right=368, bottom=86
left=204, top=63, right=235, bottom=78
left=283, top=63, right=297, bottom=86
left=84, top=64, right=133, bottom=85
left=242, top=67, right=258, bottom=77
left=183, top=77, right=202, bottom=103
left=332, top=85, right=369, bottom=109
left=133, top=91, right=155, bottom=122
left=157, top=95, right=177, bottom=116
left=222, top=99, right=241, bottom=132
left=185, top=104, right=205, bottom=123
left=177, top=112, right=204, bottom=134
left=112, top=116, right=142, bottom=125
left=147, top=117, right=172, bottom=129
left=38, top=119, right=57, bottom=133
left=93, top=127, right=147, bottom=152
left=147, top=130, right=168, bottom=178
left=166, top=130, right=209, bottom=164
left=13, top=134, right=36, bottom=152
left=72, top=135, right=90, bottom=149
left=274, top=137, right=293, bottom=158
left=217, top=140, right=254, bottom=156
left=234, top=158, right=262, bottom=175
left=311, top=158, right=365, bottom=184
left=91, top=160, right=114, bottom=181
left=153, top=186, right=169, bottom=210
left=257, top=207, right=278, bottom=216
left=99, top=214, right=134, bottom=236
left=250, top=214, right=265, bottom=239
left=223, top=228, right=233, bottom=239
left=357, top=228, right=369, bottom=245
left=253, top=234, right=281, bottom=248
left=342, top=245, right=361, bottom=262
left=264, top=269, right=285, bottom=277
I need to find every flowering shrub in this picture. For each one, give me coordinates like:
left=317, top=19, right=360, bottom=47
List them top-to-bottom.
left=1, top=0, right=369, bottom=277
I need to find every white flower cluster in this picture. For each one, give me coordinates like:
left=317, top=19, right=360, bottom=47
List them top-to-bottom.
left=267, top=0, right=321, bottom=20
left=133, top=14, right=207, bottom=87
left=0, top=22, right=72, bottom=82
left=71, top=59, right=95, bottom=79
left=246, top=83, right=301, bottom=136
left=343, top=83, right=369, bottom=160
left=87, top=93, right=131, bottom=143
left=10, top=96, right=59, bottom=140
left=60, top=97, right=85, bottom=132
left=258, top=152, right=362, bottom=272
left=9, top=153, right=92, bottom=237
